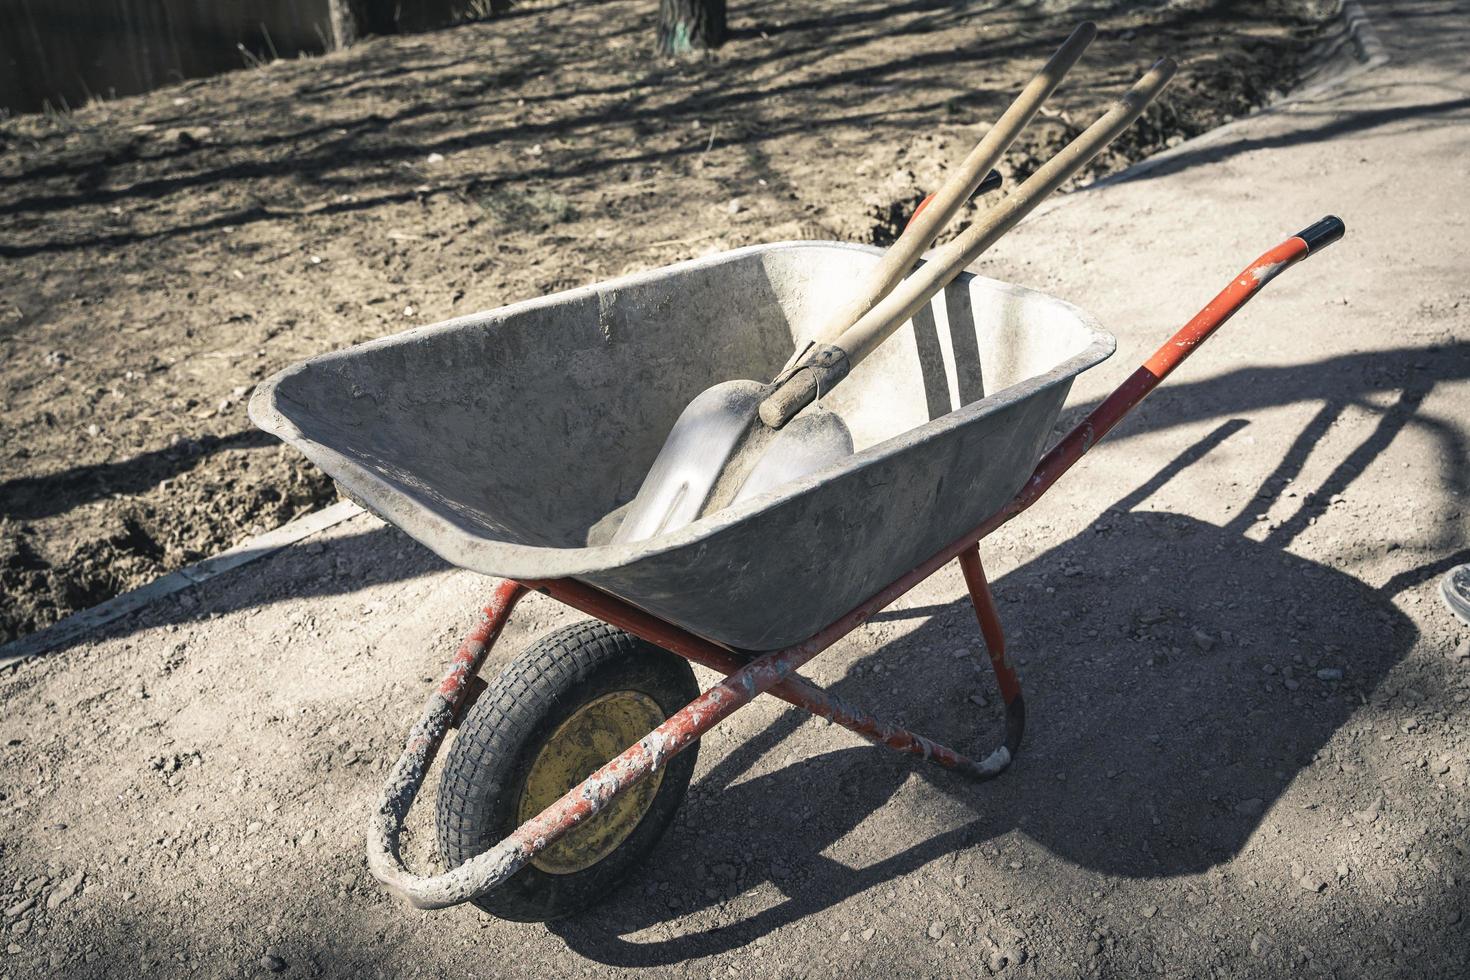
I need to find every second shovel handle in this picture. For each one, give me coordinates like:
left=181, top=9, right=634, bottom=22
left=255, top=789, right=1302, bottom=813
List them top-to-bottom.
left=811, top=21, right=1097, bottom=347
left=759, top=58, right=1178, bottom=429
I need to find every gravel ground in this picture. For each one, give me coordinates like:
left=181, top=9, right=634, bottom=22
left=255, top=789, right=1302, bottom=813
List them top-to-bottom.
left=2, top=1, right=1469, bottom=979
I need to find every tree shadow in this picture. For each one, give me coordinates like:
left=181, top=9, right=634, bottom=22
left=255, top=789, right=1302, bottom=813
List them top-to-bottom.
left=0, top=0, right=1330, bottom=256
left=1118, top=94, right=1470, bottom=185
left=0, top=428, right=277, bottom=521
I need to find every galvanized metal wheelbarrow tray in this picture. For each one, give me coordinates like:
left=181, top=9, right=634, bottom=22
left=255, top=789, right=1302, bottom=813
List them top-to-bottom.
left=251, top=218, right=1343, bottom=912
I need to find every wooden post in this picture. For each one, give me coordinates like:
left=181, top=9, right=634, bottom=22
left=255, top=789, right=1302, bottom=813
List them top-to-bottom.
left=328, top=0, right=399, bottom=50
left=657, top=0, right=727, bottom=56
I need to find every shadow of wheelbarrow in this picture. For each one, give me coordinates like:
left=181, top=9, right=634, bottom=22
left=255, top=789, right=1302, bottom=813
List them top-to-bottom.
left=551, top=418, right=1416, bottom=965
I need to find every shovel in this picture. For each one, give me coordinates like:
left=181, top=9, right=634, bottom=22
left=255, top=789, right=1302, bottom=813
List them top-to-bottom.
left=613, top=30, right=1175, bottom=545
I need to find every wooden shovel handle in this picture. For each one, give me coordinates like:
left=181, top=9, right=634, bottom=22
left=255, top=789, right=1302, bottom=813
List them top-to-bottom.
left=811, top=21, right=1097, bottom=347
left=760, top=58, right=1179, bottom=429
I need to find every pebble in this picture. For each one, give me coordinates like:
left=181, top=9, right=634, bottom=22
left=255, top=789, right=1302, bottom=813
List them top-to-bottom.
left=725, top=198, right=745, bottom=215
left=1192, top=629, right=1217, bottom=652
left=1316, top=667, right=1344, bottom=681
left=45, top=871, right=84, bottom=911
left=1299, top=875, right=1325, bottom=893
left=4, top=897, right=34, bottom=919
left=1141, top=904, right=1158, bottom=919
left=10, top=920, right=30, bottom=936
left=927, top=920, right=946, bottom=940
left=861, top=927, right=876, bottom=942
left=988, top=950, right=1009, bottom=972
left=260, top=952, right=286, bottom=972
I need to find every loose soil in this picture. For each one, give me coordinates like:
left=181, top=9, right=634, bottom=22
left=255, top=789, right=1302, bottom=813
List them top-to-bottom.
left=0, top=0, right=1336, bottom=644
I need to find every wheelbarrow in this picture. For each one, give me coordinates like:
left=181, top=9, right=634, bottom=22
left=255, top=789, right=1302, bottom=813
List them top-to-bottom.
left=249, top=216, right=1344, bottom=921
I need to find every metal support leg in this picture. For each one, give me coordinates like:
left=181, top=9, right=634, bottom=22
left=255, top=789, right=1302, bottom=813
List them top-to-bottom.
left=958, top=545, right=1026, bottom=763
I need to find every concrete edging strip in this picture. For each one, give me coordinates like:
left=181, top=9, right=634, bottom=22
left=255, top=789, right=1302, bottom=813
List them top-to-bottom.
left=0, top=499, right=362, bottom=670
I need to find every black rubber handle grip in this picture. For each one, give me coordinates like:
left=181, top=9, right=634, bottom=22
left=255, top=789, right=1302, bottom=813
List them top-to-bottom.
left=1295, top=215, right=1345, bottom=255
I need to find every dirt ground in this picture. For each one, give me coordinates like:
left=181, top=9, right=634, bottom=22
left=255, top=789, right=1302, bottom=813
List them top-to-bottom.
left=0, top=0, right=1339, bottom=644
left=6, top=1, right=1470, bottom=979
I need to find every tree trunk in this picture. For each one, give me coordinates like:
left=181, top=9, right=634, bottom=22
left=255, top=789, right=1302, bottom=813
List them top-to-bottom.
left=328, top=0, right=399, bottom=50
left=657, top=0, right=726, bottom=56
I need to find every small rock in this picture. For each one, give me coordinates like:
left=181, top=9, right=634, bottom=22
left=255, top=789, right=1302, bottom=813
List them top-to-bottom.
left=425, top=152, right=444, bottom=164
left=725, top=198, right=745, bottom=215
left=402, top=305, right=416, bottom=318
left=1137, top=607, right=1168, bottom=625
left=1192, top=630, right=1216, bottom=652
left=1450, top=638, right=1469, bottom=662
left=952, top=647, right=970, bottom=659
left=1316, top=667, right=1343, bottom=681
left=968, top=693, right=989, bottom=707
left=1401, top=718, right=1419, bottom=733
left=1336, top=863, right=1350, bottom=878
left=44, top=871, right=84, bottom=911
left=1298, top=875, right=1325, bottom=893
left=4, top=896, right=34, bottom=919
left=1141, top=904, right=1158, bottom=919
left=10, top=920, right=30, bottom=936
left=927, top=920, right=946, bottom=940
left=861, top=927, right=876, bottom=942
left=1250, top=932, right=1268, bottom=957
left=1086, top=939, right=1102, bottom=957
left=988, top=950, right=1009, bottom=972
left=260, top=952, right=286, bottom=972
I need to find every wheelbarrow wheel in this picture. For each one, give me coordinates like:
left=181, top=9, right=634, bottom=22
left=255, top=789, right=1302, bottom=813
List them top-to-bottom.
left=436, top=620, right=701, bottom=921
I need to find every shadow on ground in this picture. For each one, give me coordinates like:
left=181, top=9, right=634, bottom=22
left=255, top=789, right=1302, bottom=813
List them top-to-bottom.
left=545, top=420, right=1431, bottom=964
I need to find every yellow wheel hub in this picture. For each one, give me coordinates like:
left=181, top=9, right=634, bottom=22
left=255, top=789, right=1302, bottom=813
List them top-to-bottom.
left=517, top=690, right=667, bottom=875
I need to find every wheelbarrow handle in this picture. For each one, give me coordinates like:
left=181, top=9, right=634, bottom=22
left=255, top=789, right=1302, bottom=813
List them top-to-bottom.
left=994, top=216, right=1347, bottom=525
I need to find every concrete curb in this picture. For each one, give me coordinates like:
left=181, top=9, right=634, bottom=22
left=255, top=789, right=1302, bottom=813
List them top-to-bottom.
left=1080, top=0, right=1388, bottom=192
left=0, top=1, right=1391, bottom=672
left=0, top=499, right=363, bottom=670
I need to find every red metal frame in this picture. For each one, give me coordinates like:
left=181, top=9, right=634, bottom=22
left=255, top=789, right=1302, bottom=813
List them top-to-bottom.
left=367, top=220, right=1342, bottom=910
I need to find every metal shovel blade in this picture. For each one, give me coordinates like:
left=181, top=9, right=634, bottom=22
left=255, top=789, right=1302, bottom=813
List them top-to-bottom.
left=611, top=380, right=766, bottom=544
left=610, top=381, right=854, bottom=545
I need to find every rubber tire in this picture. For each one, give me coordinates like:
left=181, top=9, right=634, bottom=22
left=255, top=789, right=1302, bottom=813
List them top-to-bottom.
left=436, top=621, right=701, bottom=921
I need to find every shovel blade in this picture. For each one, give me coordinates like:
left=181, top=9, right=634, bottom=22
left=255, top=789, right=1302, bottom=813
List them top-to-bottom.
left=611, top=380, right=766, bottom=545
left=728, top=408, right=854, bottom=508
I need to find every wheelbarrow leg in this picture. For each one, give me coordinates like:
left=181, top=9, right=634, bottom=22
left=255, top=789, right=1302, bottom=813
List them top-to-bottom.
left=957, top=546, right=1025, bottom=763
